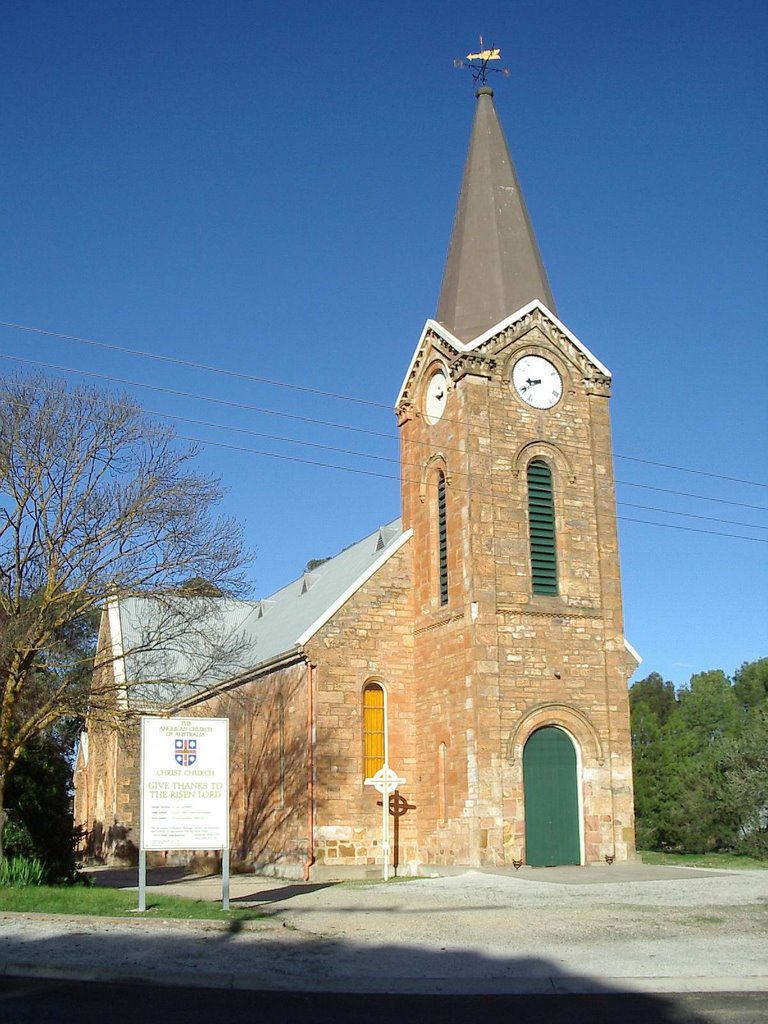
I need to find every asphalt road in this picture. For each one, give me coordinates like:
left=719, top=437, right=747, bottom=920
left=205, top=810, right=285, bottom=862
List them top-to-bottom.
left=2, top=865, right=766, bottom=1006
left=1, top=978, right=766, bottom=1024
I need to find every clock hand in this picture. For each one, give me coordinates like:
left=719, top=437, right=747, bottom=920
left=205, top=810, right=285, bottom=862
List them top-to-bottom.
left=520, top=378, right=542, bottom=393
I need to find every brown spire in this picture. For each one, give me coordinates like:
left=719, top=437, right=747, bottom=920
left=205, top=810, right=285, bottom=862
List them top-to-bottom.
left=435, top=87, right=556, bottom=342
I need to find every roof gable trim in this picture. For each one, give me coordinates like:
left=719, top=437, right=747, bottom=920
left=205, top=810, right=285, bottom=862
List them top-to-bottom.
left=395, top=300, right=611, bottom=408
left=297, top=529, right=413, bottom=647
left=107, top=598, right=128, bottom=708
left=624, top=638, right=642, bottom=667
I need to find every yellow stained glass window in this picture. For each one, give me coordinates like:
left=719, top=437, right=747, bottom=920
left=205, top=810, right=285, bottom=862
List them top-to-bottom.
left=363, top=683, right=386, bottom=779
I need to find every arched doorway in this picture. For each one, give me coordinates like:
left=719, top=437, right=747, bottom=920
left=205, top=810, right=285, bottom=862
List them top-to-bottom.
left=523, top=726, right=581, bottom=866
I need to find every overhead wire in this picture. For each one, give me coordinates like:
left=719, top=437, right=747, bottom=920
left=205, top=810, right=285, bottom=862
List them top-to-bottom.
left=0, top=320, right=391, bottom=409
left=2, top=321, right=767, bottom=491
left=2, top=351, right=765, bottom=542
left=0, top=352, right=398, bottom=441
left=6, top=354, right=767, bottom=517
left=7, top=373, right=764, bottom=533
left=157, top=410, right=768, bottom=524
left=171, top=432, right=768, bottom=545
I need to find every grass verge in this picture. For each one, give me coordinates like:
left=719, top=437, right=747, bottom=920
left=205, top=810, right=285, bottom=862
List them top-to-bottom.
left=639, top=850, right=768, bottom=870
left=0, top=885, right=265, bottom=920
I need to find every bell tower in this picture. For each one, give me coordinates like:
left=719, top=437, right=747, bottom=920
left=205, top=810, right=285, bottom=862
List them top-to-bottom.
left=397, top=86, right=637, bottom=868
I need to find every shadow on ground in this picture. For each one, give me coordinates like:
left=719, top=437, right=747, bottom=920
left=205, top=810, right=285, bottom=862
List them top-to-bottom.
left=83, top=866, right=196, bottom=888
left=231, top=882, right=337, bottom=904
left=0, top=924, right=732, bottom=1023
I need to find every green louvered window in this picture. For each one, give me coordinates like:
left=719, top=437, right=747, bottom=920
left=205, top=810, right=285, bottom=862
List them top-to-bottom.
left=527, top=459, right=558, bottom=595
left=437, top=471, right=448, bottom=606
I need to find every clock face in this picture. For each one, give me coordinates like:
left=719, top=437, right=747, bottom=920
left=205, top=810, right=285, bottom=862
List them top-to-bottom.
left=512, top=355, right=563, bottom=410
left=424, top=370, right=448, bottom=425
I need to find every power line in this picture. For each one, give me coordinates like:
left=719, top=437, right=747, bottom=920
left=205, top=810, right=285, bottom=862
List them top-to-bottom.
left=0, top=320, right=390, bottom=410
left=3, top=320, right=767, bottom=491
left=4, top=352, right=768, bottom=516
left=0, top=353, right=397, bottom=441
left=3, top=361, right=764, bottom=543
left=9, top=380, right=759, bottom=529
left=159, top=409, right=401, bottom=466
left=162, top=411, right=768, bottom=528
left=172, top=432, right=768, bottom=544
left=176, top=433, right=401, bottom=484
left=613, top=452, right=767, bottom=488
left=615, top=480, right=768, bottom=512
left=616, top=501, right=767, bottom=532
left=617, top=516, right=768, bottom=544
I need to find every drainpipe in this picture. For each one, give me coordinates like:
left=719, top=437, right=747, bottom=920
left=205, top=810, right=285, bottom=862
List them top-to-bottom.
left=304, top=661, right=316, bottom=881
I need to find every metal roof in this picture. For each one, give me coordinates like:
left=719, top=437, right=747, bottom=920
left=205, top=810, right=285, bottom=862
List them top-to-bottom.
left=436, top=87, right=556, bottom=342
left=115, top=518, right=407, bottom=708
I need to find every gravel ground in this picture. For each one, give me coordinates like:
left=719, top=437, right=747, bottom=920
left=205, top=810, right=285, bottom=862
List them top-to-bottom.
left=2, top=866, right=767, bottom=994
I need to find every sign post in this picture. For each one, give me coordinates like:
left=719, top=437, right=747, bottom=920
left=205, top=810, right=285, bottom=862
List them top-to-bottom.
left=140, top=717, right=229, bottom=911
left=364, top=763, right=406, bottom=881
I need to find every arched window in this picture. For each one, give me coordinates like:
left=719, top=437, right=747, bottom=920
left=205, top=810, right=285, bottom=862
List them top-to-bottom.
left=527, top=459, right=558, bottom=595
left=436, top=470, right=448, bottom=606
left=362, top=682, right=386, bottom=779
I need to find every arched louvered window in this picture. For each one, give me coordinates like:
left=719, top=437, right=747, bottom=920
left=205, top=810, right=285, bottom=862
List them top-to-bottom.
left=527, top=459, right=558, bottom=595
left=437, top=470, right=448, bottom=606
left=362, top=683, right=386, bottom=779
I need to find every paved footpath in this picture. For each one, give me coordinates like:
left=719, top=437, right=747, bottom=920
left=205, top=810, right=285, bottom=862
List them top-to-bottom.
left=2, top=865, right=767, bottom=996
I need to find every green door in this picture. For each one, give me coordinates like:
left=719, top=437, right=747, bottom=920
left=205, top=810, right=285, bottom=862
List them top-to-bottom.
left=523, top=727, right=580, bottom=866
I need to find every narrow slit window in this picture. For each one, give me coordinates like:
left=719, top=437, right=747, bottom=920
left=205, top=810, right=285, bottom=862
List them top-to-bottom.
left=527, top=459, right=558, bottom=595
left=437, top=471, right=448, bottom=606
left=363, top=683, right=386, bottom=779
left=277, top=696, right=285, bottom=807
left=438, top=742, right=448, bottom=824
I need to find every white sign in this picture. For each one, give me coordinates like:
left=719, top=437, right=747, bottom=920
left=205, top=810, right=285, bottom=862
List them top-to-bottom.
left=140, top=717, right=229, bottom=851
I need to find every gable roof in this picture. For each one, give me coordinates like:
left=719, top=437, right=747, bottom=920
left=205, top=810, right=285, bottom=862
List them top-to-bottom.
left=395, top=299, right=611, bottom=411
left=110, top=519, right=409, bottom=709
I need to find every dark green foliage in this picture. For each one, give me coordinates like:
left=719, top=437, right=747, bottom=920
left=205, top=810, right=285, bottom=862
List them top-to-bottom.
left=304, top=558, right=330, bottom=572
left=177, top=577, right=225, bottom=597
left=733, top=658, right=768, bottom=711
left=630, top=659, right=768, bottom=856
left=629, top=672, right=677, bottom=725
left=718, top=707, right=768, bottom=857
left=4, top=727, right=81, bottom=883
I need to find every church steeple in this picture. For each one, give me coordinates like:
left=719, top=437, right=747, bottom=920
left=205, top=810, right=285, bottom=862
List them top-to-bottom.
left=435, top=87, right=556, bottom=342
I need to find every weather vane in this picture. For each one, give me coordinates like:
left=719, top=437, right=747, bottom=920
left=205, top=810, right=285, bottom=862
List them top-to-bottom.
left=454, top=37, right=510, bottom=86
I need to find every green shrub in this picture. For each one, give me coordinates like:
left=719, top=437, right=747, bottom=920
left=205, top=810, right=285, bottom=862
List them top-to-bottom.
left=4, top=728, right=83, bottom=884
left=2, top=816, right=36, bottom=858
left=0, top=855, right=46, bottom=887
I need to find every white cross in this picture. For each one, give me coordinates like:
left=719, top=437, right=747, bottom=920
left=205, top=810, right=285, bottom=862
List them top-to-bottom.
left=364, top=763, right=406, bottom=881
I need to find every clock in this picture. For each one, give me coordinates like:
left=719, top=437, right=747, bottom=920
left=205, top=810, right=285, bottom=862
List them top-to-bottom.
left=512, top=355, right=563, bottom=410
left=424, top=369, right=448, bottom=425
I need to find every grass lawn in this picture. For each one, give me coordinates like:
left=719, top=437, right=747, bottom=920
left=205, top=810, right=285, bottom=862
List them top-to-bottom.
left=639, top=850, right=768, bottom=870
left=0, top=884, right=265, bottom=920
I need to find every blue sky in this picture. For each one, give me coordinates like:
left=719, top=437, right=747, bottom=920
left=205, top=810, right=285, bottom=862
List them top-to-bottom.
left=2, top=0, right=766, bottom=689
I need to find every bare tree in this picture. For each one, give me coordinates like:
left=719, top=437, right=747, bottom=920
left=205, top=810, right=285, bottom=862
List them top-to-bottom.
left=0, top=374, right=251, bottom=861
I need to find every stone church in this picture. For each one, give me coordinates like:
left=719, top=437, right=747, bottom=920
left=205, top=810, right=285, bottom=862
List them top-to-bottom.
left=75, top=86, right=639, bottom=877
